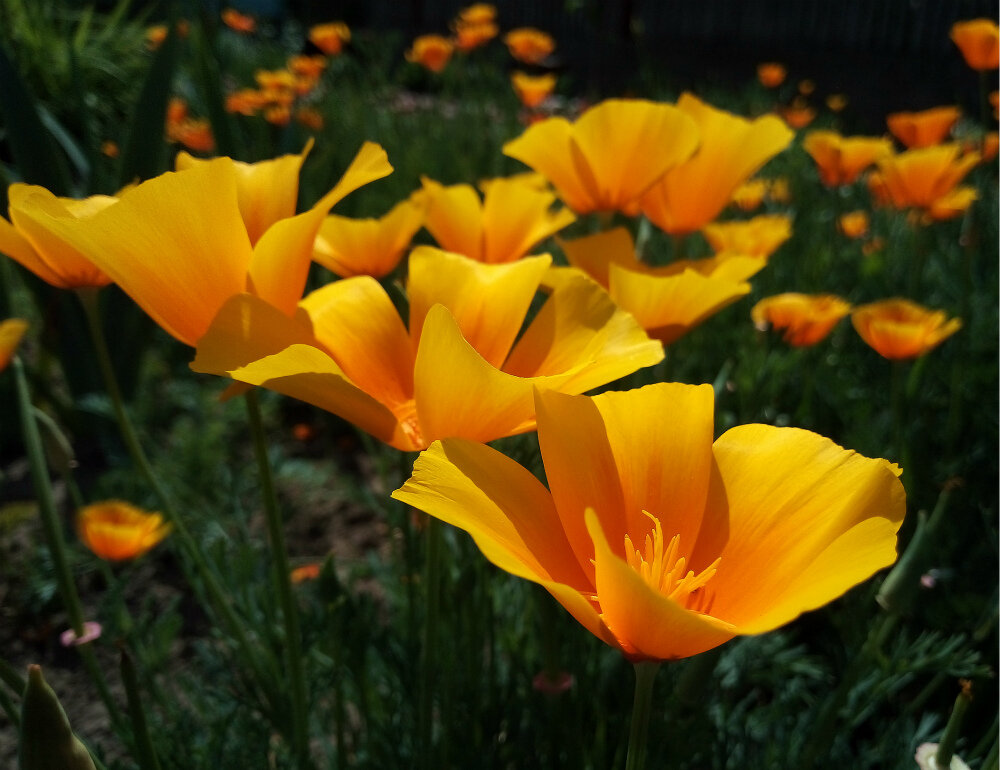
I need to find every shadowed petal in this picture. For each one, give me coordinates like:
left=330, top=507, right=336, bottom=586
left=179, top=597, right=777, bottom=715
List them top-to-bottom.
left=502, top=117, right=597, bottom=213
left=480, top=177, right=576, bottom=263
left=419, top=178, right=485, bottom=259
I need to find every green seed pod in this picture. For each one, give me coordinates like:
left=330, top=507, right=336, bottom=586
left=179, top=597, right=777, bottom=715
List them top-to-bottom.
left=19, top=664, right=97, bottom=770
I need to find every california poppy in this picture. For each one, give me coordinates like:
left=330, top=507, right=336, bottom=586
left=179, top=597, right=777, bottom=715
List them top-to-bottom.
left=221, top=8, right=255, bottom=34
left=453, top=19, right=498, bottom=51
left=950, top=19, right=1000, bottom=70
left=309, top=22, right=351, bottom=56
left=503, top=28, right=555, bottom=64
left=406, top=35, right=454, bottom=73
left=757, top=62, right=786, bottom=88
left=510, top=71, right=557, bottom=109
left=887, top=106, right=961, bottom=149
left=802, top=130, right=893, bottom=187
left=872, top=144, right=979, bottom=212
left=313, top=197, right=425, bottom=278
left=837, top=210, right=870, bottom=239
left=701, top=215, right=793, bottom=258
left=751, top=293, right=851, bottom=346
left=851, top=298, right=961, bottom=359
left=0, top=318, right=28, bottom=372
left=393, top=383, right=906, bottom=662
left=77, top=501, right=172, bottom=561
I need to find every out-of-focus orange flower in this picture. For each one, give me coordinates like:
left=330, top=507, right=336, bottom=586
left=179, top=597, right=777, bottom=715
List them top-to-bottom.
left=457, top=3, right=496, bottom=24
left=221, top=8, right=255, bottom=34
left=950, top=19, right=1000, bottom=70
left=453, top=20, right=498, bottom=51
left=309, top=22, right=351, bottom=56
left=146, top=24, right=168, bottom=49
left=503, top=28, right=555, bottom=64
left=406, top=34, right=454, bottom=73
left=288, top=54, right=327, bottom=79
left=757, top=62, right=786, bottom=88
left=255, top=69, right=297, bottom=91
left=510, top=71, right=557, bottom=108
left=293, top=76, right=319, bottom=97
left=797, top=79, right=815, bottom=95
left=226, top=88, right=268, bottom=116
left=991, top=90, right=999, bottom=119
left=638, top=93, right=793, bottom=234
left=826, top=93, right=848, bottom=112
left=166, top=97, right=188, bottom=125
left=504, top=98, right=700, bottom=216
left=779, top=100, right=816, bottom=129
left=264, top=105, right=291, bottom=126
left=887, top=106, right=961, bottom=149
left=295, top=107, right=324, bottom=131
left=169, top=118, right=215, bottom=153
left=803, top=130, right=893, bottom=187
left=982, top=131, right=999, bottom=162
left=101, top=141, right=119, bottom=158
left=873, top=144, right=979, bottom=211
left=767, top=177, right=791, bottom=203
left=731, top=179, right=768, bottom=211
left=924, top=187, right=978, bottom=222
left=313, top=197, right=425, bottom=278
left=838, top=210, right=870, bottom=239
left=702, top=214, right=793, bottom=258
left=862, top=237, right=886, bottom=256
left=751, top=293, right=851, bottom=346
left=852, top=299, right=961, bottom=359
left=0, top=318, right=29, bottom=371
left=394, top=383, right=905, bottom=663
left=77, top=501, right=171, bottom=561
left=290, top=563, right=321, bottom=582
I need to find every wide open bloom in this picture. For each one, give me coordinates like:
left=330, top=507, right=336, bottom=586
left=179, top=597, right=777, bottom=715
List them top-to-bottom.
left=950, top=19, right=1000, bottom=70
left=309, top=22, right=351, bottom=56
left=503, top=28, right=555, bottom=64
left=406, top=35, right=454, bottom=72
left=511, top=71, right=557, bottom=109
left=638, top=93, right=793, bottom=234
left=503, top=99, right=700, bottom=216
left=887, top=106, right=961, bottom=149
left=802, top=130, right=893, bottom=187
left=10, top=143, right=391, bottom=346
left=872, top=144, right=980, bottom=212
left=417, top=176, right=574, bottom=263
left=0, top=190, right=115, bottom=288
left=313, top=196, right=424, bottom=278
left=701, top=214, right=793, bottom=258
left=557, top=228, right=765, bottom=344
left=191, top=248, right=663, bottom=451
left=751, top=293, right=852, bottom=346
left=851, top=298, right=961, bottom=359
left=0, top=318, right=29, bottom=372
left=393, top=383, right=906, bottom=662
left=77, top=501, right=171, bottom=561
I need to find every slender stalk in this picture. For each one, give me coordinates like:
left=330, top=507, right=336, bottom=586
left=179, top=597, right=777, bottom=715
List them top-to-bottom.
left=244, top=389, right=310, bottom=767
left=419, top=515, right=443, bottom=769
left=120, top=648, right=162, bottom=770
left=0, top=656, right=27, bottom=694
left=624, top=661, right=661, bottom=770
left=935, top=681, right=973, bottom=769
left=0, top=683, right=19, bottom=729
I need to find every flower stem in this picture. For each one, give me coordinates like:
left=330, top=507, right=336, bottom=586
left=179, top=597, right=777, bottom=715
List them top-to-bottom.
left=244, top=389, right=310, bottom=767
left=419, top=515, right=443, bottom=769
left=120, top=647, right=162, bottom=770
left=624, top=661, right=661, bottom=770
left=936, top=681, right=973, bottom=769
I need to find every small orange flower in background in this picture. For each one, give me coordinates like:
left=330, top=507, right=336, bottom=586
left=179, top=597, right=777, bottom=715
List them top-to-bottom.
left=457, top=3, right=496, bottom=25
left=221, top=8, right=256, bottom=34
left=950, top=18, right=999, bottom=70
left=453, top=19, right=498, bottom=52
left=309, top=22, right=351, bottom=56
left=145, top=24, right=168, bottom=49
left=503, top=28, right=555, bottom=64
left=406, top=34, right=454, bottom=73
left=288, top=55, right=327, bottom=79
left=757, top=62, right=786, bottom=88
left=255, top=68, right=297, bottom=92
left=510, top=71, right=557, bottom=109
left=797, top=79, right=815, bottom=95
left=226, top=88, right=268, bottom=116
left=990, top=91, right=999, bottom=118
left=826, top=93, right=848, bottom=112
left=167, top=96, right=188, bottom=125
left=778, top=99, right=816, bottom=129
left=265, top=105, right=292, bottom=126
left=887, top=106, right=961, bottom=149
left=296, top=107, right=324, bottom=131
left=169, top=118, right=216, bottom=153
left=803, top=130, right=893, bottom=186
left=982, top=131, right=999, bottom=162
left=101, top=140, right=119, bottom=158
left=872, top=143, right=979, bottom=212
left=767, top=177, right=791, bottom=203
left=731, top=179, right=768, bottom=211
left=923, top=187, right=978, bottom=222
left=313, top=196, right=425, bottom=278
left=838, top=210, right=870, bottom=239
left=702, top=214, right=793, bottom=258
left=751, top=293, right=852, bottom=347
left=852, top=298, right=961, bottom=359
left=0, top=318, right=29, bottom=372
left=394, top=383, right=905, bottom=663
left=77, top=501, right=172, bottom=561
left=290, top=563, right=321, bottom=583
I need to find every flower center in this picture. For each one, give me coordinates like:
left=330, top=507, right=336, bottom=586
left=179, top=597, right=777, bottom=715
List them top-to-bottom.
left=623, top=511, right=720, bottom=614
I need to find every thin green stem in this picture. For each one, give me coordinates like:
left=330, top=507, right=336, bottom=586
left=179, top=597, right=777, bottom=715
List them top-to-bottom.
left=244, top=389, right=310, bottom=768
left=419, top=515, right=443, bottom=770
left=120, top=648, right=162, bottom=770
left=624, top=661, right=660, bottom=770
left=0, top=683, right=19, bottom=729
left=936, top=683, right=973, bottom=769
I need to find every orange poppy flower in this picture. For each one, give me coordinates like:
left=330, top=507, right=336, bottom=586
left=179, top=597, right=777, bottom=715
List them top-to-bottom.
left=456, top=3, right=496, bottom=25
left=221, top=8, right=255, bottom=34
left=453, top=19, right=498, bottom=51
left=950, top=19, right=1000, bottom=70
left=309, top=22, right=351, bottom=56
left=146, top=24, right=168, bottom=50
left=503, top=28, right=555, bottom=64
left=405, top=35, right=454, bottom=73
left=288, top=54, right=327, bottom=79
left=757, top=62, right=786, bottom=88
left=510, top=71, right=557, bottom=109
left=797, top=79, right=815, bottom=95
left=226, top=89, right=268, bottom=116
left=638, top=93, right=793, bottom=234
left=825, top=93, right=849, bottom=112
left=504, top=98, right=699, bottom=216
left=779, top=101, right=816, bottom=129
left=886, top=106, right=961, bottom=149
left=295, top=107, right=324, bottom=131
left=168, top=118, right=215, bottom=153
left=802, top=130, right=893, bottom=187
left=982, top=131, right=999, bottom=162
left=12, top=143, right=391, bottom=347
left=873, top=144, right=979, bottom=211
left=416, top=175, right=574, bottom=263
left=767, top=177, right=791, bottom=203
left=731, top=179, right=768, bottom=211
left=923, top=187, right=978, bottom=222
left=313, top=197, right=425, bottom=278
left=837, top=210, right=870, bottom=239
left=701, top=215, right=793, bottom=258
left=556, top=228, right=766, bottom=344
left=191, top=248, right=663, bottom=451
left=751, top=293, right=852, bottom=346
left=851, top=299, right=961, bottom=359
left=0, top=318, right=28, bottom=372
left=393, top=383, right=905, bottom=662
left=77, top=501, right=171, bottom=561
left=290, top=563, right=321, bottom=583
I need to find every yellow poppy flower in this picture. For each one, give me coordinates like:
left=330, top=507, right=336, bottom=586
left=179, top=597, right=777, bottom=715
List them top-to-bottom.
left=950, top=19, right=1000, bottom=70
left=308, top=22, right=351, bottom=56
left=503, top=28, right=555, bottom=64
left=406, top=35, right=454, bottom=73
left=510, top=71, right=557, bottom=109
left=638, top=93, right=793, bottom=235
left=503, top=98, right=700, bottom=216
left=887, top=106, right=961, bottom=149
left=802, top=130, right=894, bottom=187
left=11, top=143, right=391, bottom=346
left=874, top=144, right=980, bottom=211
left=416, top=176, right=574, bottom=263
left=730, top=179, right=768, bottom=212
left=313, top=197, right=425, bottom=278
left=837, top=210, right=870, bottom=239
left=701, top=214, right=793, bottom=258
left=557, top=228, right=765, bottom=344
left=191, top=248, right=663, bottom=451
left=751, top=293, right=852, bottom=346
left=852, top=299, right=961, bottom=359
left=0, top=318, right=29, bottom=372
left=393, top=383, right=906, bottom=662
left=77, top=501, right=171, bottom=561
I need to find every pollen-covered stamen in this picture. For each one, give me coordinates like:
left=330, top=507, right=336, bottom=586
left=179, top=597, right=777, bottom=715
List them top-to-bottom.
left=623, top=511, right=720, bottom=613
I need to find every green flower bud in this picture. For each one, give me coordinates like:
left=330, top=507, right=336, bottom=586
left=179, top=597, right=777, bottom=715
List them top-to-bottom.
left=19, top=664, right=96, bottom=770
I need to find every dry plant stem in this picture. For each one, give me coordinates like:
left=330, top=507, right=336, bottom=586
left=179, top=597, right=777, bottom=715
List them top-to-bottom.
left=12, top=355, right=122, bottom=728
left=244, top=389, right=310, bottom=768
left=120, top=648, right=162, bottom=770
left=625, top=661, right=661, bottom=770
